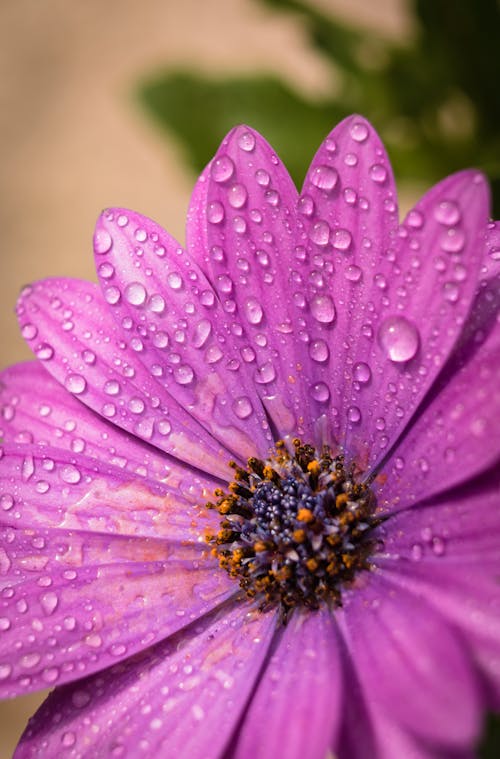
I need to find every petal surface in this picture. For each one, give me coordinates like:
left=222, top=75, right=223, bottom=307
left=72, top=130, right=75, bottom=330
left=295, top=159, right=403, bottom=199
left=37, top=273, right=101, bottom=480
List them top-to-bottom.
left=300, top=116, right=489, bottom=468
left=187, top=126, right=312, bottom=441
left=94, top=209, right=272, bottom=457
left=380, top=274, right=500, bottom=510
left=16, top=278, right=234, bottom=479
left=0, top=362, right=221, bottom=495
left=0, top=444, right=219, bottom=539
left=0, top=523, right=236, bottom=697
left=341, top=569, right=482, bottom=749
left=15, top=602, right=277, bottom=758
left=233, top=608, right=342, bottom=759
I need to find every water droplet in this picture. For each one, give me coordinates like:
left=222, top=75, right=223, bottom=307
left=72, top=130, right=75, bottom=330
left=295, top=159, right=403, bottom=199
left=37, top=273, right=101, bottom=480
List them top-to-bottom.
left=350, top=121, right=369, bottom=142
left=237, top=131, right=256, bottom=152
left=210, top=155, right=235, bottom=183
left=369, top=164, right=388, bottom=183
left=310, top=165, right=339, bottom=192
left=255, top=169, right=270, bottom=187
left=228, top=183, right=248, bottom=209
left=297, top=195, right=315, bottom=217
left=434, top=200, right=461, bottom=226
left=207, top=201, right=225, bottom=224
left=406, top=209, right=424, bottom=229
left=310, top=220, right=330, bottom=247
left=332, top=228, right=352, bottom=251
left=440, top=228, right=466, bottom=253
left=94, top=229, right=113, bottom=254
left=344, top=265, right=362, bottom=282
left=167, top=272, right=183, bottom=291
left=443, top=281, right=460, bottom=303
left=124, top=282, right=147, bottom=306
left=104, top=286, right=121, bottom=305
left=200, top=290, right=215, bottom=307
left=149, top=294, right=166, bottom=314
left=310, top=294, right=335, bottom=324
left=243, top=297, right=263, bottom=325
left=378, top=316, right=420, bottom=362
left=192, top=319, right=212, bottom=348
left=21, top=323, right=38, bottom=340
left=309, top=339, right=329, bottom=363
left=36, top=343, right=54, bottom=361
left=254, top=361, right=276, bottom=384
left=353, top=362, right=371, bottom=383
left=174, top=365, right=194, bottom=385
left=65, top=374, right=87, bottom=395
left=311, top=382, right=330, bottom=402
left=233, top=396, right=253, bottom=419
left=348, top=405, right=361, bottom=423
left=60, top=465, right=81, bottom=484
left=0, top=494, right=14, bottom=511
left=432, top=536, right=446, bottom=556
left=40, top=591, right=59, bottom=615
left=0, top=664, right=12, bottom=680
left=72, top=690, right=91, bottom=708
left=61, top=732, right=76, bottom=748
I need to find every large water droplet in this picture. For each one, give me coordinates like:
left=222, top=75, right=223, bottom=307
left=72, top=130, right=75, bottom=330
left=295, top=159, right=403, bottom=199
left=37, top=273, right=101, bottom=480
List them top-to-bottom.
left=350, top=121, right=369, bottom=142
left=237, top=131, right=256, bottom=152
left=210, top=155, right=235, bottom=183
left=369, top=164, right=388, bottom=184
left=310, top=165, right=339, bottom=192
left=228, top=183, right=248, bottom=209
left=434, top=200, right=461, bottom=226
left=207, top=201, right=225, bottom=224
left=310, top=220, right=330, bottom=247
left=332, top=228, right=352, bottom=251
left=440, top=228, right=466, bottom=253
left=94, top=229, right=113, bottom=254
left=125, top=282, right=147, bottom=306
left=310, top=294, right=335, bottom=324
left=243, top=297, right=263, bottom=325
left=378, top=316, right=420, bottom=362
left=192, top=319, right=212, bottom=348
left=309, top=339, right=330, bottom=363
left=36, top=343, right=54, bottom=361
left=254, top=361, right=276, bottom=384
left=353, top=362, right=371, bottom=383
left=174, top=365, right=194, bottom=385
left=65, top=374, right=87, bottom=395
left=311, top=382, right=330, bottom=402
left=233, top=396, right=253, bottom=419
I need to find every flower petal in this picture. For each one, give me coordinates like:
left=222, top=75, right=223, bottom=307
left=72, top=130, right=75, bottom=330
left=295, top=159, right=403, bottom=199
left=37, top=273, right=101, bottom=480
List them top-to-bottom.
left=300, top=116, right=489, bottom=468
left=187, top=126, right=312, bottom=441
left=94, top=209, right=272, bottom=458
left=482, top=220, right=500, bottom=279
left=380, top=274, right=500, bottom=510
left=16, top=278, right=233, bottom=479
left=0, top=362, right=221, bottom=495
left=0, top=444, right=219, bottom=539
left=0, top=523, right=235, bottom=697
left=341, top=569, right=482, bottom=749
left=14, top=602, right=277, bottom=758
left=233, top=608, right=342, bottom=759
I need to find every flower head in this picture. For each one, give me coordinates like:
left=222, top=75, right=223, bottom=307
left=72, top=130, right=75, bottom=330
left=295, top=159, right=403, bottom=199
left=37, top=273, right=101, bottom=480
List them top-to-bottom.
left=1, top=115, right=499, bottom=758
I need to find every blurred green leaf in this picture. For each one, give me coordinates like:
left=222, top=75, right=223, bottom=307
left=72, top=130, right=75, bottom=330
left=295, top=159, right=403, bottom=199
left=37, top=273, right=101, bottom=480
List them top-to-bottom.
left=138, top=0, right=500, bottom=211
left=480, top=714, right=500, bottom=757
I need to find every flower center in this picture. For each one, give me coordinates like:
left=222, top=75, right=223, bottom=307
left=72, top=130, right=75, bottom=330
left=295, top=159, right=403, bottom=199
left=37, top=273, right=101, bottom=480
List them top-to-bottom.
left=206, top=439, right=378, bottom=614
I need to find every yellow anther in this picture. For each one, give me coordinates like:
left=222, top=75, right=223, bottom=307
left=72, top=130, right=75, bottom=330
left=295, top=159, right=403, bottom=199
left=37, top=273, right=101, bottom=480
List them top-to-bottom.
left=307, top=460, right=321, bottom=476
left=336, top=493, right=349, bottom=508
left=297, top=507, right=314, bottom=523
left=292, top=528, right=306, bottom=543
left=254, top=540, right=269, bottom=553
left=306, top=558, right=319, bottom=572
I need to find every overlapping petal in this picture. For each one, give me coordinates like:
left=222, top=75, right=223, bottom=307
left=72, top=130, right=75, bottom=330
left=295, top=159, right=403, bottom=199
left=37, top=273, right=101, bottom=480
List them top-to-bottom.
left=94, top=209, right=273, bottom=458
left=16, top=278, right=235, bottom=479
left=0, top=362, right=221, bottom=495
left=0, top=524, right=235, bottom=697
left=341, top=570, right=482, bottom=749
left=15, top=602, right=277, bottom=758
left=233, top=608, right=342, bottom=759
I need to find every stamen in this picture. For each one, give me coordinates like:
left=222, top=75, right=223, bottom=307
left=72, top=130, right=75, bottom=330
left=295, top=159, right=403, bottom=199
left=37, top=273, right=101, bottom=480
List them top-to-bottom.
left=206, top=440, right=378, bottom=616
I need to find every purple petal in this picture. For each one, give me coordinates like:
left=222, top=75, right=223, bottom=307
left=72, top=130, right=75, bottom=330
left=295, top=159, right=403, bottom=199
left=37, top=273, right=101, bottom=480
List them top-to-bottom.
left=300, top=116, right=489, bottom=468
left=186, top=126, right=313, bottom=441
left=94, top=209, right=273, bottom=458
left=482, top=220, right=500, bottom=279
left=16, top=278, right=235, bottom=478
left=380, top=279, right=500, bottom=510
left=0, top=362, right=221, bottom=495
left=0, top=444, right=220, bottom=539
left=373, top=474, right=500, bottom=707
left=0, top=523, right=236, bottom=697
left=341, top=569, right=482, bottom=749
left=14, top=602, right=277, bottom=758
left=233, top=608, right=342, bottom=759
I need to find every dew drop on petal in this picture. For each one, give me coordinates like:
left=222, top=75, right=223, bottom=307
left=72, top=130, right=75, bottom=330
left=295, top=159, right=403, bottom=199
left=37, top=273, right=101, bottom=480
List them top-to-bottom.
left=350, top=121, right=369, bottom=142
left=237, top=131, right=256, bottom=152
left=210, top=155, right=235, bottom=183
left=369, top=164, right=388, bottom=184
left=310, top=165, right=339, bottom=192
left=255, top=169, right=271, bottom=187
left=228, top=183, right=248, bottom=209
left=297, top=195, right=315, bottom=217
left=433, top=200, right=461, bottom=226
left=207, top=201, right=225, bottom=224
left=406, top=209, right=424, bottom=229
left=310, top=220, right=330, bottom=247
left=332, top=228, right=352, bottom=251
left=440, top=228, right=466, bottom=253
left=94, top=229, right=113, bottom=254
left=344, top=265, right=362, bottom=282
left=167, top=272, right=183, bottom=291
left=125, top=282, right=147, bottom=306
left=310, top=294, right=335, bottom=324
left=243, top=297, right=263, bottom=325
left=378, top=316, right=420, bottom=362
left=192, top=319, right=212, bottom=348
left=21, top=323, right=38, bottom=340
left=309, top=339, right=329, bottom=363
left=36, top=343, right=54, bottom=361
left=254, top=361, right=276, bottom=384
left=353, top=362, right=371, bottom=383
left=174, top=365, right=194, bottom=385
left=65, top=374, right=87, bottom=395
left=311, top=382, right=330, bottom=402
left=233, top=396, right=253, bottom=419
left=348, top=405, right=362, bottom=423
left=60, top=465, right=81, bottom=484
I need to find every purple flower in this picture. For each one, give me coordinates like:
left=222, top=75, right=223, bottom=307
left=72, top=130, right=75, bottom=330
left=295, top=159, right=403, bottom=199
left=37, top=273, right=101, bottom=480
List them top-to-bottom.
left=1, top=115, right=499, bottom=758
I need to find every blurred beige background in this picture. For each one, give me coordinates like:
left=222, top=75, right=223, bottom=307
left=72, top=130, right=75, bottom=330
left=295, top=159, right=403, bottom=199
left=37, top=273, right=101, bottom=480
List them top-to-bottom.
left=0, top=0, right=409, bottom=755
